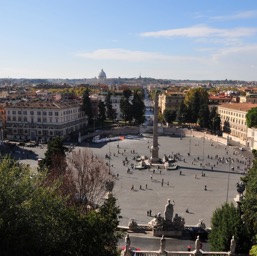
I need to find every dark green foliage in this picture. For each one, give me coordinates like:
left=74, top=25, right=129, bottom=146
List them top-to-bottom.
left=82, top=87, right=93, bottom=124
left=184, top=88, right=209, bottom=123
left=120, top=89, right=133, bottom=124
left=132, top=90, right=145, bottom=125
left=105, top=92, right=116, bottom=121
left=98, top=100, right=106, bottom=125
left=197, top=104, right=210, bottom=128
left=246, top=107, right=257, bottom=128
left=163, top=109, right=176, bottom=124
left=40, top=136, right=67, bottom=171
left=0, top=156, right=122, bottom=256
left=209, top=203, right=250, bottom=253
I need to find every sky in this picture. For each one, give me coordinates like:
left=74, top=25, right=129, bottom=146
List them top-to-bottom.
left=1, top=0, right=257, bottom=81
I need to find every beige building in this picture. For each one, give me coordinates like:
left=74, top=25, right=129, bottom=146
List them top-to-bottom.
left=158, top=92, right=184, bottom=114
left=240, top=93, right=257, bottom=103
left=5, top=101, right=88, bottom=142
left=218, top=103, right=257, bottom=147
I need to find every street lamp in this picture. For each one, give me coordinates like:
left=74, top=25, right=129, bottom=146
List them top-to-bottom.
left=188, top=129, right=192, bottom=156
left=202, top=132, right=205, bottom=176
left=226, top=158, right=231, bottom=203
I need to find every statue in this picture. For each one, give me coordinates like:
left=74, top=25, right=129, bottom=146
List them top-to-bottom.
left=236, top=182, right=245, bottom=194
left=164, top=199, right=175, bottom=222
left=125, top=234, right=130, bottom=251
left=159, top=235, right=166, bottom=252
left=195, top=235, right=201, bottom=252
left=230, top=236, right=236, bottom=253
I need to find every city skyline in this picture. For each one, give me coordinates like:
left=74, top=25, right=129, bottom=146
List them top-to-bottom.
left=1, top=0, right=257, bottom=81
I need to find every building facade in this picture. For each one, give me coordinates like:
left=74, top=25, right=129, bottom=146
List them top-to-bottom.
left=158, top=92, right=184, bottom=114
left=5, top=101, right=88, bottom=142
left=218, top=103, right=257, bottom=147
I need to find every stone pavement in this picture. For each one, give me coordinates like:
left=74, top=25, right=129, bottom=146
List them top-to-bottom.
left=86, top=134, right=250, bottom=228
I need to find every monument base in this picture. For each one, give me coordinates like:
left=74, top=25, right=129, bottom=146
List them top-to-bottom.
left=153, top=229, right=183, bottom=237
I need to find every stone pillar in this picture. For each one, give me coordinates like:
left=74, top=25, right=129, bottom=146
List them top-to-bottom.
left=151, top=93, right=159, bottom=163
left=121, top=234, right=132, bottom=256
left=159, top=235, right=167, bottom=256
left=229, top=236, right=236, bottom=255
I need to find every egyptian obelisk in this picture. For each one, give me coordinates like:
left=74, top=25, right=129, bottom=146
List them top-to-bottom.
left=151, top=92, right=159, bottom=163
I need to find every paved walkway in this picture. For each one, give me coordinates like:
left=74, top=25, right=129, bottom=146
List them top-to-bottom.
left=86, top=134, right=250, bottom=228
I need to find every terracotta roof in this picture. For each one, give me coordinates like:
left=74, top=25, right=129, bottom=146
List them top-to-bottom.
left=6, top=101, right=81, bottom=109
left=219, top=103, right=257, bottom=112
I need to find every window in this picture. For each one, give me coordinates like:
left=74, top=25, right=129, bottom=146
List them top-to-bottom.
left=12, top=110, right=16, bottom=114
left=18, top=111, right=21, bottom=115
left=23, top=111, right=27, bottom=115
left=30, top=111, right=34, bottom=115
left=37, top=111, right=41, bottom=115
left=43, top=111, right=47, bottom=116
left=49, top=112, right=53, bottom=116
left=55, top=112, right=59, bottom=116
left=13, top=117, right=16, bottom=121
left=18, top=117, right=22, bottom=122
left=24, top=117, right=27, bottom=122
left=37, top=118, right=41, bottom=122
left=43, top=118, right=47, bottom=123
left=55, top=118, right=58, bottom=123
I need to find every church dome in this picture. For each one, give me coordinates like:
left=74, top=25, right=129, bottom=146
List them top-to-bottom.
left=98, top=69, right=107, bottom=80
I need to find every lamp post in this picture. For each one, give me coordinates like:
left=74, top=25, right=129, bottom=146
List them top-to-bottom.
left=188, top=129, right=192, bottom=156
left=202, top=132, right=205, bottom=176
left=108, top=143, right=111, bottom=175
left=226, top=158, right=231, bottom=203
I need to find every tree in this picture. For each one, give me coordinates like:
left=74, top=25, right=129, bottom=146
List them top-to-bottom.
left=82, top=87, right=93, bottom=124
left=184, top=88, right=209, bottom=123
left=120, top=89, right=133, bottom=124
left=132, top=90, right=145, bottom=125
left=105, top=92, right=116, bottom=121
left=98, top=100, right=106, bottom=126
left=197, top=104, right=210, bottom=128
left=209, top=107, right=221, bottom=133
left=246, top=107, right=257, bottom=128
left=163, top=109, right=176, bottom=124
left=40, top=136, right=67, bottom=171
left=66, top=148, right=115, bottom=207
left=0, top=155, right=122, bottom=256
left=209, top=203, right=249, bottom=253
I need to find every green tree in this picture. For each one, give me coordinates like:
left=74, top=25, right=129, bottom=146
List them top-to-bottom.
left=82, top=87, right=93, bottom=124
left=184, top=88, right=209, bottom=123
left=120, top=89, right=133, bottom=124
left=132, top=90, right=145, bottom=125
left=105, top=92, right=116, bottom=121
left=98, top=100, right=106, bottom=126
left=197, top=104, right=210, bottom=128
left=209, top=107, right=221, bottom=134
left=246, top=107, right=257, bottom=128
left=163, top=109, right=176, bottom=124
left=40, top=136, right=67, bottom=172
left=0, top=156, right=122, bottom=256
left=209, top=203, right=249, bottom=253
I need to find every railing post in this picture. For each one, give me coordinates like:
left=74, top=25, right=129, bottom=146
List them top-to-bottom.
left=121, top=233, right=132, bottom=256
left=159, top=235, right=167, bottom=256
left=193, top=235, right=202, bottom=256
left=229, top=235, right=236, bottom=256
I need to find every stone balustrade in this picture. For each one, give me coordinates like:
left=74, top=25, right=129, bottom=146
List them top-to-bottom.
left=121, top=234, right=236, bottom=256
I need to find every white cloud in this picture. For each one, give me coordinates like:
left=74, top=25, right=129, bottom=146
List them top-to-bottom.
left=211, top=10, right=257, bottom=21
left=140, top=25, right=257, bottom=39
left=212, top=44, right=257, bottom=61
left=77, top=48, right=201, bottom=62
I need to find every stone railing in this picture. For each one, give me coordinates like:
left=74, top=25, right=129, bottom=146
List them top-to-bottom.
left=121, top=234, right=236, bottom=256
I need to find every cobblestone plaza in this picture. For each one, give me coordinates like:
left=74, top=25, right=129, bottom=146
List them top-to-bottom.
left=87, top=133, right=250, bottom=228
